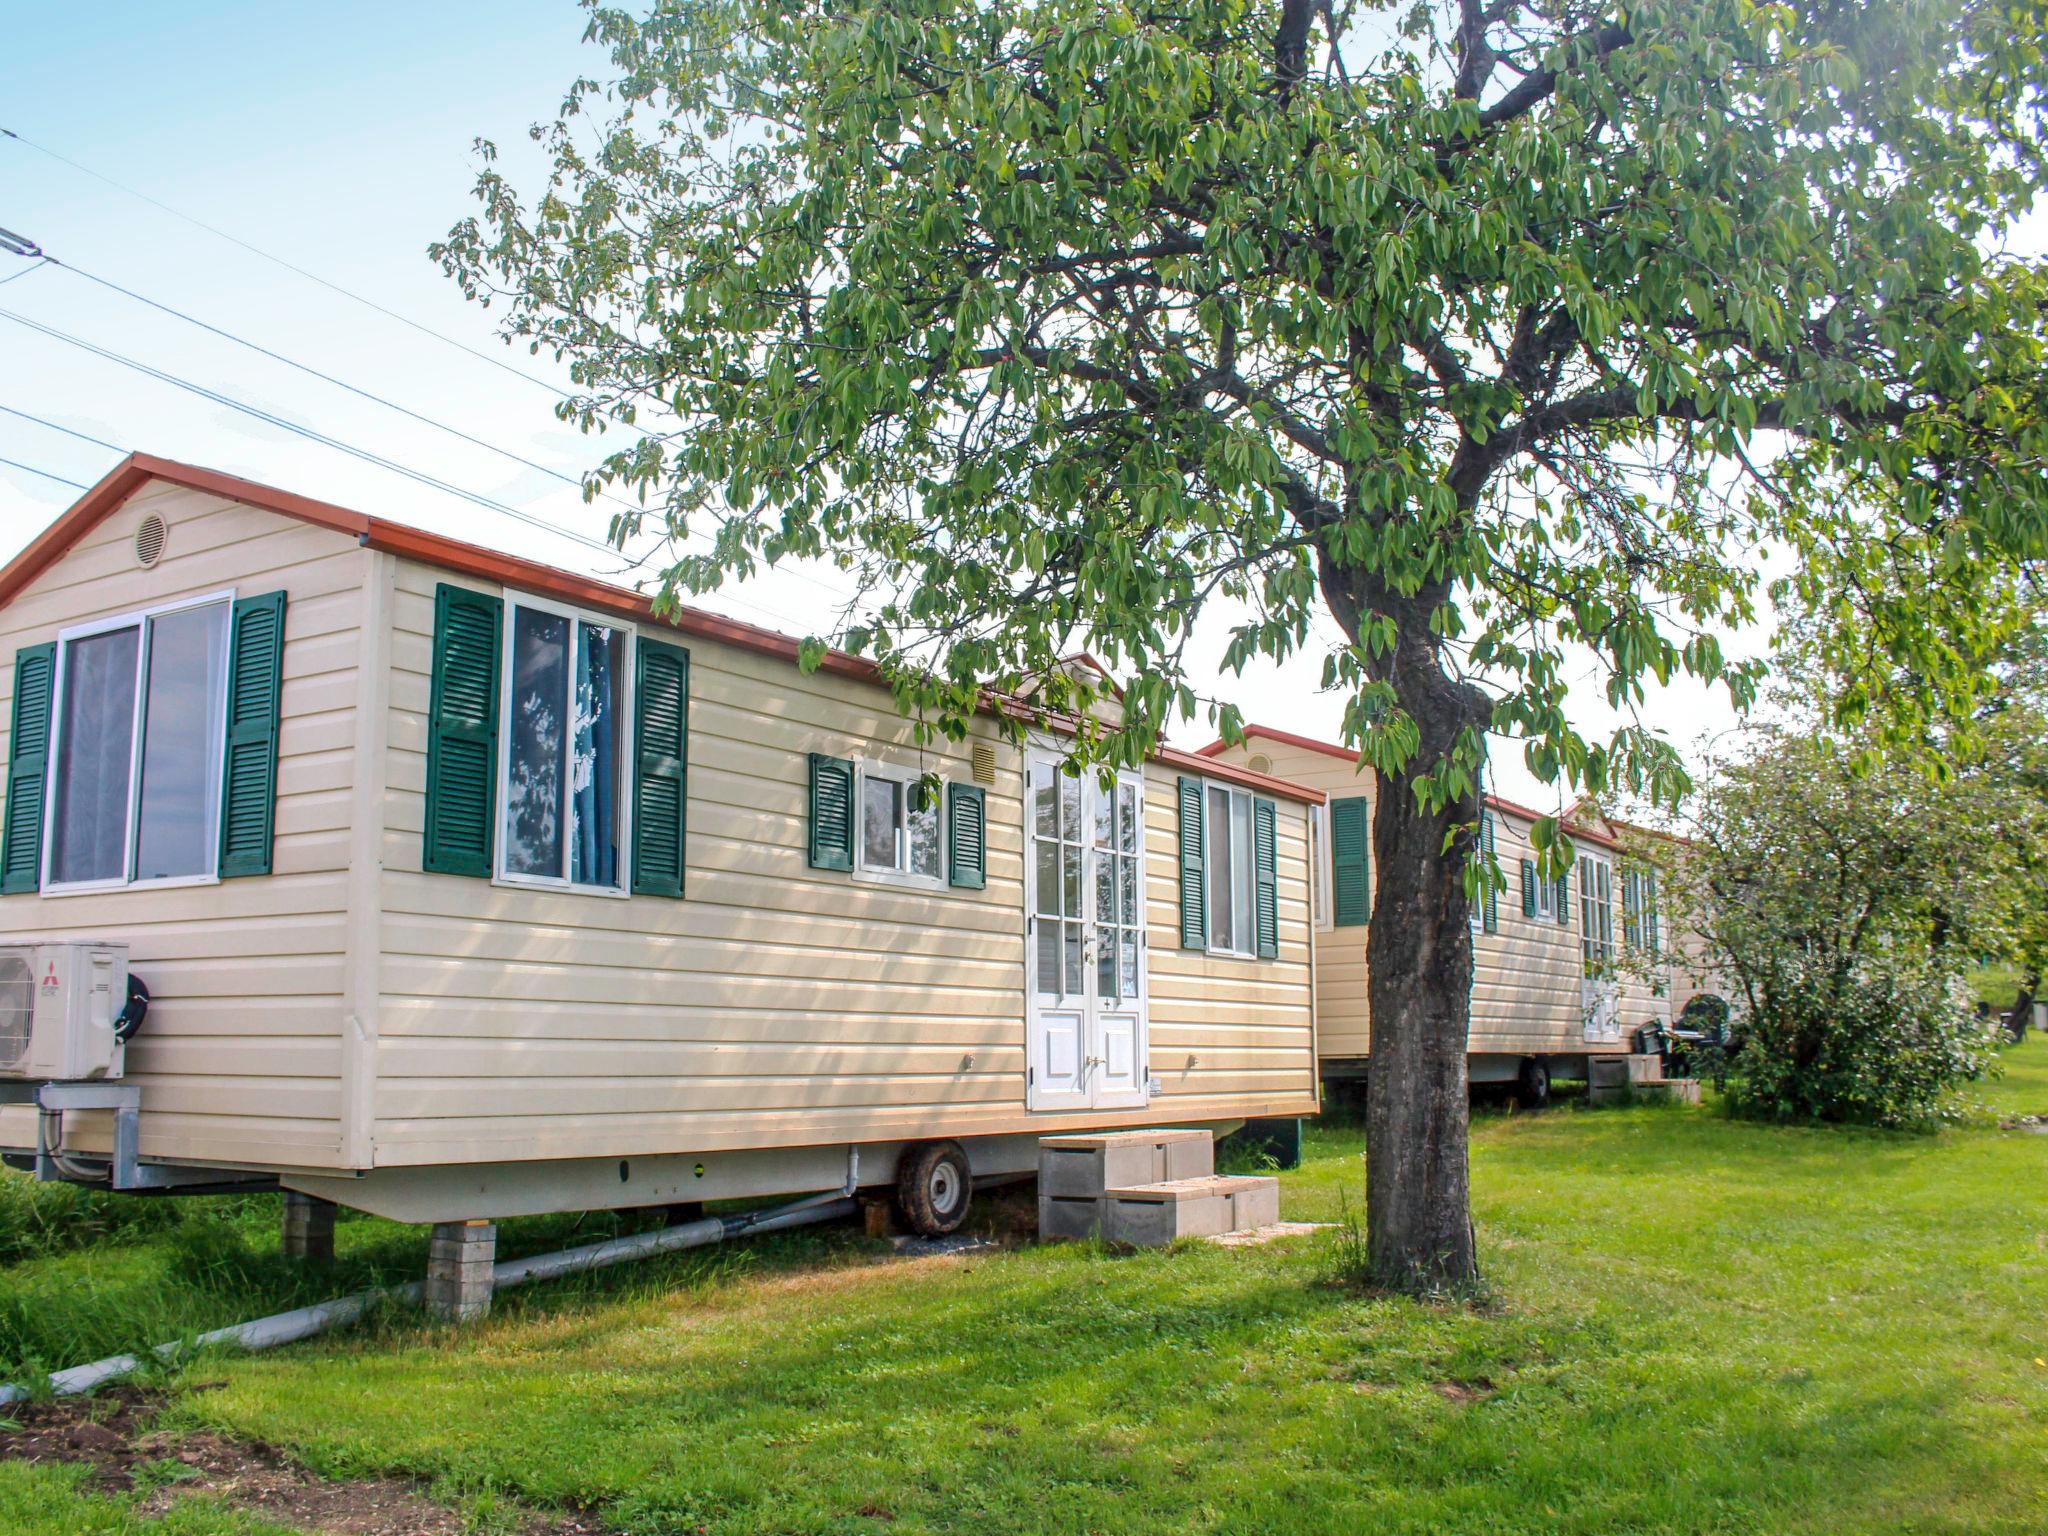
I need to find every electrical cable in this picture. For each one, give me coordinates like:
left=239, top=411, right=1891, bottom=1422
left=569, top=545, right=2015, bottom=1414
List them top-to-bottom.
left=1, top=124, right=571, bottom=400
left=17, top=248, right=854, bottom=605
left=0, top=310, right=808, bottom=627
left=0, top=402, right=126, bottom=455
left=0, top=453, right=90, bottom=490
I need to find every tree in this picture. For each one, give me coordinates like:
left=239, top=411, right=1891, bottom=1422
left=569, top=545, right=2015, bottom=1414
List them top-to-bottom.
left=439, top=0, right=2048, bottom=1291
left=1658, top=725, right=2018, bottom=1125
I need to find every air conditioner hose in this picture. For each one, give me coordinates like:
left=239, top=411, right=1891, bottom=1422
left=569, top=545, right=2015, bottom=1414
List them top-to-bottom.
left=113, top=974, right=149, bottom=1043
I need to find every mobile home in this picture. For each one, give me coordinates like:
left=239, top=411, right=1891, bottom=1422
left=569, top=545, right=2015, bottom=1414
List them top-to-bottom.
left=0, top=456, right=1321, bottom=1262
left=1200, top=726, right=1675, bottom=1101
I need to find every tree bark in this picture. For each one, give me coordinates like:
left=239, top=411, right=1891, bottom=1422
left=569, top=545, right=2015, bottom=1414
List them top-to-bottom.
left=1321, top=553, right=1490, bottom=1291
left=2004, top=975, right=2036, bottom=1043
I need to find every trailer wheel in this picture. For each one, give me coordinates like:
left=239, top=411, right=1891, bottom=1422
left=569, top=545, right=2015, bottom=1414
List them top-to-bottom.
left=1517, top=1058, right=1551, bottom=1108
left=895, top=1141, right=973, bottom=1236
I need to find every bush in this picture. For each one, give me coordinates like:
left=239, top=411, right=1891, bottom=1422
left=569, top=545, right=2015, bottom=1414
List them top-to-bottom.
left=1718, top=953, right=2000, bottom=1127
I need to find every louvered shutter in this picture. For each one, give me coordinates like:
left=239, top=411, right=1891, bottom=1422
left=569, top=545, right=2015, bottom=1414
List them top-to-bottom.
left=423, top=584, right=502, bottom=877
left=218, top=591, right=287, bottom=878
left=631, top=639, right=689, bottom=897
left=0, top=643, right=55, bottom=894
left=809, top=753, right=854, bottom=870
left=1176, top=776, right=1206, bottom=949
left=947, top=782, right=986, bottom=889
left=1253, top=796, right=1279, bottom=959
left=1329, top=796, right=1370, bottom=927
left=1480, top=811, right=1499, bottom=933
left=1521, top=858, right=1537, bottom=917
left=1646, top=869, right=1661, bottom=958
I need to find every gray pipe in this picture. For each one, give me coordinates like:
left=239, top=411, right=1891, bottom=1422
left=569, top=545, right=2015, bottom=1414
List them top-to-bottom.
left=0, top=1190, right=857, bottom=1405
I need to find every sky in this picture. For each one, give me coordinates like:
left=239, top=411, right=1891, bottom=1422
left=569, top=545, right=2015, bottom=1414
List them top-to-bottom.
left=1, top=5, right=2021, bottom=811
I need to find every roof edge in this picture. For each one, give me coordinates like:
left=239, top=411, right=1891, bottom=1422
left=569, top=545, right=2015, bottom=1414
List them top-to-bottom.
left=0, top=456, right=1321, bottom=805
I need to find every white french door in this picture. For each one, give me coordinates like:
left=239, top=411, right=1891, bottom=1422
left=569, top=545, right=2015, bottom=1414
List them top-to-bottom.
left=1025, top=754, right=1149, bottom=1110
left=1579, top=853, right=1621, bottom=1042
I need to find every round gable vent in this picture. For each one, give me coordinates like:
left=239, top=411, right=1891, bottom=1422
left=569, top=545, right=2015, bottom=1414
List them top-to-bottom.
left=135, top=513, right=168, bottom=569
left=1247, top=753, right=1272, bottom=775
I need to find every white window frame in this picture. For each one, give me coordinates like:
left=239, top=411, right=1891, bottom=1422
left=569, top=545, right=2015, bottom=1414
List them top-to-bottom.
left=41, top=588, right=236, bottom=897
left=493, top=592, right=636, bottom=899
left=852, top=757, right=947, bottom=890
left=1202, top=778, right=1258, bottom=960
left=1310, top=802, right=1333, bottom=932
left=1580, top=851, right=1616, bottom=966
left=1533, top=861, right=1555, bottom=920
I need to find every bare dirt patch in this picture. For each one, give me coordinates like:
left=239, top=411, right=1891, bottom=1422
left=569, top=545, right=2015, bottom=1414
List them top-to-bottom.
left=1431, top=1377, right=1495, bottom=1405
left=0, top=1388, right=610, bottom=1534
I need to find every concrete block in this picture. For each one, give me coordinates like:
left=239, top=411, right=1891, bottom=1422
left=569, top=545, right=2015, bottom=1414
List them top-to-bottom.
left=1626, top=1054, right=1666, bottom=1085
left=1587, top=1056, right=1633, bottom=1105
left=1038, top=1130, right=1214, bottom=1199
left=1219, top=1176, right=1280, bottom=1231
left=1104, top=1187, right=1229, bottom=1246
left=280, top=1192, right=335, bottom=1264
left=1038, top=1194, right=1106, bottom=1241
left=425, top=1220, right=496, bottom=1322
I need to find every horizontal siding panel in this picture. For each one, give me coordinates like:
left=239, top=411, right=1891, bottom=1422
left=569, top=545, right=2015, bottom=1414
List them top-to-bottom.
left=377, top=996, right=1023, bottom=1039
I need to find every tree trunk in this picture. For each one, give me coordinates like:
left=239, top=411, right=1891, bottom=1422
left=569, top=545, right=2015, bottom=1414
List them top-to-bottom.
left=1321, top=555, right=1490, bottom=1292
left=2004, top=976, right=2036, bottom=1043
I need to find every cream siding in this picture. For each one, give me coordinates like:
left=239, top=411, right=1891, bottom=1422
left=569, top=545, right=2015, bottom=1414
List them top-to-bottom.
left=0, top=486, right=368, bottom=1169
left=368, top=560, right=1316, bottom=1168
left=1204, top=736, right=1656, bottom=1062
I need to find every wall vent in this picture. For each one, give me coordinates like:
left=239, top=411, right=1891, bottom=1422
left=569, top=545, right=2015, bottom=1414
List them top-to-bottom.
left=134, top=513, right=168, bottom=569
left=971, top=741, right=996, bottom=785
left=1247, top=753, right=1272, bottom=776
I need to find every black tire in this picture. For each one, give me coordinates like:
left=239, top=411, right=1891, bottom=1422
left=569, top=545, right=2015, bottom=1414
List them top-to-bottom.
left=1517, top=1057, right=1551, bottom=1108
left=895, top=1141, right=973, bottom=1236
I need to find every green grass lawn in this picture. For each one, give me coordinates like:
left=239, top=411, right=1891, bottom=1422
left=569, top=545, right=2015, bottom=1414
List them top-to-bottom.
left=5, top=1046, right=2047, bottom=1534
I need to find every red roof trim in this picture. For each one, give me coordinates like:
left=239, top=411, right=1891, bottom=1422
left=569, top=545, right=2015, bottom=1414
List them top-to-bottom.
left=0, top=455, right=1320, bottom=804
left=1197, top=722, right=1614, bottom=841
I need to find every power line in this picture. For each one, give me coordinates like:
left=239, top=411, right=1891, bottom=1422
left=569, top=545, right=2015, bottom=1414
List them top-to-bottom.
left=0, top=124, right=572, bottom=402
left=22, top=247, right=852, bottom=604
left=43, top=251, right=660, bottom=523
left=0, top=308, right=809, bottom=629
left=0, top=402, right=126, bottom=455
left=0, top=453, right=89, bottom=491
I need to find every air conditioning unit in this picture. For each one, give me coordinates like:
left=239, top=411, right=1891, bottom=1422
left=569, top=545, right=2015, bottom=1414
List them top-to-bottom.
left=0, top=942, right=129, bottom=1081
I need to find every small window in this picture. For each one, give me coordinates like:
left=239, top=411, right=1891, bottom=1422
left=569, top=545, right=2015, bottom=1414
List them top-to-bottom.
left=45, top=594, right=232, bottom=891
left=499, top=597, right=630, bottom=893
left=856, top=760, right=944, bottom=885
left=1205, top=781, right=1256, bottom=955
left=1534, top=867, right=1554, bottom=919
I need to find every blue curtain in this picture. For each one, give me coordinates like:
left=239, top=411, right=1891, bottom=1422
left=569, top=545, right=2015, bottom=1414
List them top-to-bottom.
left=571, top=624, right=618, bottom=887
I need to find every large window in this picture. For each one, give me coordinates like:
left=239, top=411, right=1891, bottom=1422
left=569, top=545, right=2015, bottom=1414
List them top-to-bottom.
left=46, top=595, right=232, bottom=891
left=499, top=597, right=630, bottom=892
left=856, top=760, right=944, bottom=885
left=1206, top=781, right=1255, bottom=955
left=1622, top=865, right=1659, bottom=956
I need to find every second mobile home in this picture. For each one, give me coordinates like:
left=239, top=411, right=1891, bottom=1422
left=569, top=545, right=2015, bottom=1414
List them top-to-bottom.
left=1200, top=725, right=1674, bottom=1098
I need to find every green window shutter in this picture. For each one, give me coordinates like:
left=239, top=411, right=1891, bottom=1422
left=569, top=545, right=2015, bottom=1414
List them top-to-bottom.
left=423, top=583, right=502, bottom=878
left=218, top=591, right=287, bottom=879
left=631, top=639, right=690, bottom=898
left=1, top=643, right=55, bottom=894
left=809, top=753, right=854, bottom=870
left=1176, top=775, right=1206, bottom=949
left=947, top=782, right=986, bottom=889
left=1329, top=795, right=1370, bottom=927
left=1253, top=796, right=1279, bottom=960
left=1480, top=811, right=1499, bottom=934
left=1521, top=857, right=1537, bottom=918
left=1646, top=869, right=1661, bottom=958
